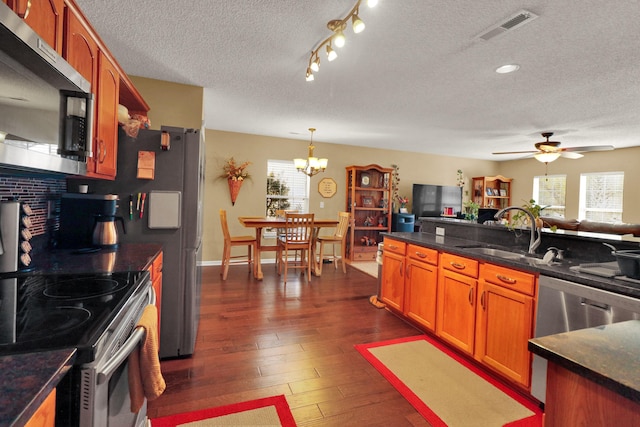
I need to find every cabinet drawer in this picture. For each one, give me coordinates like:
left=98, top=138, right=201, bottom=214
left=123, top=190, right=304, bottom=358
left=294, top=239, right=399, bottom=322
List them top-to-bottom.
left=384, top=238, right=406, bottom=256
left=408, top=244, right=438, bottom=265
left=441, top=252, right=479, bottom=278
left=481, top=263, right=536, bottom=296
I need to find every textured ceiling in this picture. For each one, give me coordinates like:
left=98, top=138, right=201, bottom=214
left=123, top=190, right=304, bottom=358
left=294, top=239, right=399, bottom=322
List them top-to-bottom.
left=75, top=0, right=640, bottom=160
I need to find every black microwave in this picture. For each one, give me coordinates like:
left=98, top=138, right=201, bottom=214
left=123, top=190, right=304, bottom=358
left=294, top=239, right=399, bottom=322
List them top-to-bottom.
left=0, top=2, right=92, bottom=175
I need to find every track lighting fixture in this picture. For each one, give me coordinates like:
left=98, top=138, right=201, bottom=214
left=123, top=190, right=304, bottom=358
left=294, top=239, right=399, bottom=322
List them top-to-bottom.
left=305, top=0, right=379, bottom=81
left=294, top=128, right=328, bottom=177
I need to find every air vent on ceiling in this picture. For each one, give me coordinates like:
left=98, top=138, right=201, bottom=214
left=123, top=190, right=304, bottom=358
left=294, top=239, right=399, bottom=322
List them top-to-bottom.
left=475, top=10, right=538, bottom=42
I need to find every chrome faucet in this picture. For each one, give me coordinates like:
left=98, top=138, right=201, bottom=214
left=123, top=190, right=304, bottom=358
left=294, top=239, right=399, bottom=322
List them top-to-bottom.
left=494, top=206, right=541, bottom=254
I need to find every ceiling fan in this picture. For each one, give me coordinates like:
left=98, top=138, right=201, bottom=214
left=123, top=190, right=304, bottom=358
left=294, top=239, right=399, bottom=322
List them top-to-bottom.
left=493, top=132, right=614, bottom=163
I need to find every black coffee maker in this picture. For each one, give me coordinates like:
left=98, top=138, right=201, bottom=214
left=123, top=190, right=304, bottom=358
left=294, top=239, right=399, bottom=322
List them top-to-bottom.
left=57, top=194, right=119, bottom=249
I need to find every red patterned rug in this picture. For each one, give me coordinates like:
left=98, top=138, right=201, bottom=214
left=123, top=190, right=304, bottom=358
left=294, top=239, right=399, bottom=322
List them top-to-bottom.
left=355, top=335, right=543, bottom=427
left=151, top=395, right=297, bottom=426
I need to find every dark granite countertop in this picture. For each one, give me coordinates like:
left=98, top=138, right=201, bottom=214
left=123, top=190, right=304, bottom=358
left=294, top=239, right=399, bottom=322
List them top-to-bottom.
left=383, top=231, right=640, bottom=299
left=1, top=243, right=162, bottom=426
left=528, top=320, right=640, bottom=403
left=0, top=348, right=76, bottom=426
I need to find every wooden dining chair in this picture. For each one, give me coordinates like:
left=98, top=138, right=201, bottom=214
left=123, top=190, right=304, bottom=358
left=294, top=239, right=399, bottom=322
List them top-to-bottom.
left=219, top=209, right=257, bottom=280
left=316, top=212, right=351, bottom=274
left=276, top=213, right=314, bottom=283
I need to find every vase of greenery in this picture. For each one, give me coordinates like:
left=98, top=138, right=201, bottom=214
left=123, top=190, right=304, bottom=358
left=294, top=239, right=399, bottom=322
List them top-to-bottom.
left=463, top=200, right=479, bottom=221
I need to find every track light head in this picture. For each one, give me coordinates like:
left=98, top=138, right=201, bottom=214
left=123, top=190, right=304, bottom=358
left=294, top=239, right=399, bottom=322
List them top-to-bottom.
left=352, top=13, right=365, bottom=33
left=326, top=45, right=337, bottom=61
left=310, top=55, right=320, bottom=72
left=305, top=68, right=314, bottom=82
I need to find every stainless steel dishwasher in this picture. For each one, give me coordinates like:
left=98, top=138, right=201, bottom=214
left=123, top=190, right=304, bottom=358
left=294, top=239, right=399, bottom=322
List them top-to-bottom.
left=532, top=275, right=640, bottom=403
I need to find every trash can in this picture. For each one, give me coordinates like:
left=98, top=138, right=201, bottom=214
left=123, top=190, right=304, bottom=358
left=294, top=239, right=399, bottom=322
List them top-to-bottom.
left=392, top=213, right=415, bottom=232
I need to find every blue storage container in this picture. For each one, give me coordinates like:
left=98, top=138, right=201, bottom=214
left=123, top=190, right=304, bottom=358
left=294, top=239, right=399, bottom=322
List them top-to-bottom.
left=392, top=213, right=415, bottom=232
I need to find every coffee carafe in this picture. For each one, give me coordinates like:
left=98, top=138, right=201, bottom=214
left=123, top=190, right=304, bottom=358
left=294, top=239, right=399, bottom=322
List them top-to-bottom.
left=92, top=215, right=126, bottom=248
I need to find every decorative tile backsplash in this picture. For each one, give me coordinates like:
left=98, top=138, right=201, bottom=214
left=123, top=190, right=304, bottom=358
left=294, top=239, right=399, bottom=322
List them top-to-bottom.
left=0, top=174, right=66, bottom=236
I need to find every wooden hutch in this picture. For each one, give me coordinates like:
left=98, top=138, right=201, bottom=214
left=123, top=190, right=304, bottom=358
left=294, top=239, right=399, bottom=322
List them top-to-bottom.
left=345, top=165, right=393, bottom=261
left=472, top=175, right=512, bottom=210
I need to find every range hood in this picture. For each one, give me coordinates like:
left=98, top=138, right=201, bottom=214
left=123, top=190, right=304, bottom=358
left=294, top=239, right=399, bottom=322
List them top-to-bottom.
left=0, top=2, right=90, bottom=176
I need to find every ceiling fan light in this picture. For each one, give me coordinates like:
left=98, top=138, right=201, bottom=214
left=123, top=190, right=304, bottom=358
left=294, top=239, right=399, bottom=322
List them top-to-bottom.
left=352, top=14, right=365, bottom=33
left=326, top=45, right=337, bottom=61
left=495, top=64, right=520, bottom=74
left=305, top=68, right=314, bottom=82
left=534, top=152, right=561, bottom=163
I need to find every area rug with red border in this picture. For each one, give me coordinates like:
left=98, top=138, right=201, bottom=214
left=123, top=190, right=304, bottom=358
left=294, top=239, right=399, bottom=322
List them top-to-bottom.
left=355, top=335, right=542, bottom=427
left=151, top=394, right=297, bottom=426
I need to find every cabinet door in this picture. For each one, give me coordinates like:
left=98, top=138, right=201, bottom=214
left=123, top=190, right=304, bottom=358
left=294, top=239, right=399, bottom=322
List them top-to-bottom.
left=14, top=0, right=64, bottom=53
left=63, top=6, right=98, bottom=85
left=93, top=51, right=119, bottom=177
left=381, top=251, right=404, bottom=311
left=405, top=258, right=438, bottom=332
left=436, top=268, right=476, bottom=355
left=475, top=281, right=534, bottom=388
left=25, top=388, right=56, bottom=427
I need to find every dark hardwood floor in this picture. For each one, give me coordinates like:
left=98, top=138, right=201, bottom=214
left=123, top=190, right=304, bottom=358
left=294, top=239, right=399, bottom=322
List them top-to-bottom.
left=147, top=262, right=431, bottom=426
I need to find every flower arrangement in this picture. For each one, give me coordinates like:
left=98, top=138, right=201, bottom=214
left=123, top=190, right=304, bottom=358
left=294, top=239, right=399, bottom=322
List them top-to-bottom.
left=221, top=157, right=251, bottom=181
left=456, top=169, right=465, bottom=187
left=396, top=195, right=409, bottom=208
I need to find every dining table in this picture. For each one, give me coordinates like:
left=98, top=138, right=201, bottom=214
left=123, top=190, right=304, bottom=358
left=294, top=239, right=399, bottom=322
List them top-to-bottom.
left=238, top=216, right=339, bottom=280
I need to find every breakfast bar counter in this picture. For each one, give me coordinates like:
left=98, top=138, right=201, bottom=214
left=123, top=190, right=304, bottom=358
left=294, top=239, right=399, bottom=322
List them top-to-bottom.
left=529, top=320, right=640, bottom=426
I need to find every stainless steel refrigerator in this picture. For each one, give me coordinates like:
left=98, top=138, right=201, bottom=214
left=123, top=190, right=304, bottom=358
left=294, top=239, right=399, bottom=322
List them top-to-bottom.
left=89, top=125, right=205, bottom=359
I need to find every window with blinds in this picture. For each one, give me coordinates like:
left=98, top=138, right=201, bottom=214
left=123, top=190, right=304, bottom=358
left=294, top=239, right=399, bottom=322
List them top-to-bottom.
left=265, top=160, right=309, bottom=237
left=579, top=172, right=624, bottom=222
left=533, top=174, right=566, bottom=217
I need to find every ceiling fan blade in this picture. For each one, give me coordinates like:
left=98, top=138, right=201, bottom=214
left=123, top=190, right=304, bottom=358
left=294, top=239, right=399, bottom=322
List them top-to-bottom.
left=561, top=145, right=614, bottom=152
left=492, top=150, right=538, bottom=155
left=561, top=152, right=584, bottom=159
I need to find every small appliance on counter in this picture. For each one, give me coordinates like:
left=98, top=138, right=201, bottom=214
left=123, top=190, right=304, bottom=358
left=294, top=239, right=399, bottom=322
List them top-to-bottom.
left=57, top=193, right=120, bottom=249
left=0, top=201, right=33, bottom=273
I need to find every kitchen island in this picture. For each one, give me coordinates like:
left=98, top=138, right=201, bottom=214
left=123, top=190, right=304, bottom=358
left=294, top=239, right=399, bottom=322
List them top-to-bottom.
left=381, top=218, right=640, bottom=406
left=529, top=320, right=640, bottom=426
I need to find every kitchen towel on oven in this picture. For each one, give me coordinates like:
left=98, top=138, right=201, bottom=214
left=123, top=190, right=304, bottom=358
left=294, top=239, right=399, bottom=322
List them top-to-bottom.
left=128, top=304, right=166, bottom=412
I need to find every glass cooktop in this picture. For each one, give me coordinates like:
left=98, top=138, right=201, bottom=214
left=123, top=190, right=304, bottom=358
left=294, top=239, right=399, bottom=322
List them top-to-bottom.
left=0, top=271, right=148, bottom=360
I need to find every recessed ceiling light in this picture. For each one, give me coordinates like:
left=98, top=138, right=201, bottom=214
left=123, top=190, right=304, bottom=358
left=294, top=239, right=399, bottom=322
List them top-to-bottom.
left=495, top=64, right=520, bottom=74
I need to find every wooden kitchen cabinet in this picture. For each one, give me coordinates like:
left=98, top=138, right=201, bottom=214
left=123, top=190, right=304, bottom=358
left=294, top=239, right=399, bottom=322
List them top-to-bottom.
left=6, top=0, right=64, bottom=54
left=64, top=3, right=119, bottom=179
left=92, top=50, right=119, bottom=177
left=346, top=165, right=393, bottom=261
left=380, top=238, right=406, bottom=311
left=404, top=244, right=438, bottom=332
left=436, top=252, right=479, bottom=356
left=475, top=262, right=535, bottom=388
left=25, top=388, right=56, bottom=427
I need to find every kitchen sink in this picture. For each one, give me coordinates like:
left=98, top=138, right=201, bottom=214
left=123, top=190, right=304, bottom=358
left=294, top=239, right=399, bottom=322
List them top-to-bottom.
left=463, top=246, right=555, bottom=266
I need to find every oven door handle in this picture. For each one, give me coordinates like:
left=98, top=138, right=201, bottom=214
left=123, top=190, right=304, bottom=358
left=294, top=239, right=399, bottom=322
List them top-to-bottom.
left=97, top=287, right=155, bottom=384
left=97, top=327, right=145, bottom=384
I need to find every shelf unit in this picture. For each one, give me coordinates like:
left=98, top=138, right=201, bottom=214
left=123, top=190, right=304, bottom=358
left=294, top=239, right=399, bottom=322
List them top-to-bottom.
left=346, top=165, right=393, bottom=261
left=472, top=175, right=512, bottom=210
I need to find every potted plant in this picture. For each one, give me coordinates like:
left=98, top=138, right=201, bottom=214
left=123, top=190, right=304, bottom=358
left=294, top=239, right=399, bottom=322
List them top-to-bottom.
left=509, top=199, right=556, bottom=231
left=463, top=200, right=479, bottom=221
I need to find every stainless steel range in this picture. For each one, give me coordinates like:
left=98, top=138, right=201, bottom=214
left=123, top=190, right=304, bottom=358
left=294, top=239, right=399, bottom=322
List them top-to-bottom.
left=0, top=269, right=153, bottom=427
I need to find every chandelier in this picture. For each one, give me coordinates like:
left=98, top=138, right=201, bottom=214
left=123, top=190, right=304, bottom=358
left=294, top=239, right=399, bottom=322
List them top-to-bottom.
left=305, top=0, right=379, bottom=82
left=294, top=128, right=328, bottom=177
